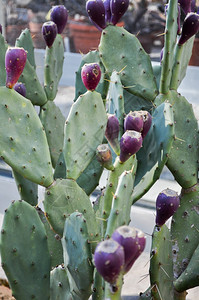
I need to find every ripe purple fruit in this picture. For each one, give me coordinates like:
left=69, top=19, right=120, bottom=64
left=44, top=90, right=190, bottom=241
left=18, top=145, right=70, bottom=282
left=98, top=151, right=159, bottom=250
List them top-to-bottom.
left=86, top=0, right=106, bottom=30
left=104, top=0, right=112, bottom=23
left=110, top=0, right=129, bottom=25
left=178, top=0, right=192, bottom=15
left=50, top=5, right=68, bottom=34
left=178, top=12, right=199, bottom=45
left=42, top=21, right=58, bottom=48
left=5, top=47, right=27, bottom=89
left=81, top=62, right=101, bottom=91
left=13, top=82, right=26, bottom=97
left=138, top=110, right=152, bottom=138
left=124, top=111, right=144, bottom=133
left=105, top=114, right=120, bottom=155
left=119, top=130, right=142, bottom=163
left=96, top=144, right=114, bottom=170
left=156, top=188, right=180, bottom=227
left=112, top=226, right=146, bottom=274
left=94, top=239, right=125, bottom=284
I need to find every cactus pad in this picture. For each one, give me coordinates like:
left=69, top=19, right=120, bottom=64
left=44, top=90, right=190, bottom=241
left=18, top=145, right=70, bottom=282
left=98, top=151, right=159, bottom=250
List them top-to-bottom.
left=99, top=25, right=158, bottom=101
left=15, top=28, right=36, bottom=69
left=0, top=34, right=8, bottom=86
left=44, top=34, right=64, bottom=101
left=0, top=87, right=53, bottom=187
left=63, top=90, right=107, bottom=180
left=162, top=91, right=199, bottom=189
left=40, top=101, right=65, bottom=168
left=132, top=102, right=174, bottom=203
left=12, top=169, right=38, bottom=206
left=44, top=178, right=98, bottom=240
left=171, top=184, right=199, bottom=279
left=0, top=200, right=51, bottom=300
left=62, top=212, right=94, bottom=299
left=150, top=225, right=174, bottom=300
left=50, top=265, right=72, bottom=300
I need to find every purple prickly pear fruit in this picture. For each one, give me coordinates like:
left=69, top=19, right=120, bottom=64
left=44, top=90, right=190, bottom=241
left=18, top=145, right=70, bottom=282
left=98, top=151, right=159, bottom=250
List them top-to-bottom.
left=86, top=0, right=106, bottom=30
left=104, top=0, right=112, bottom=23
left=110, top=0, right=129, bottom=25
left=178, top=0, right=192, bottom=15
left=50, top=5, right=68, bottom=34
left=178, top=12, right=199, bottom=45
left=42, top=21, right=58, bottom=48
left=5, top=47, right=27, bottom=89
left=81, top=62, right=101, bottom=91
left=13, top=82, right=26, bottom=97
left=124, top=111, right=144, bottom=133
left=138, top=111, right=152, bottom=138
left=105, top=114, right=120, bottom=155
left=119, top=130, right=142, bottom=163
left=96, top=144, right=114, bottom=170
left=156, top=188, right=180, bottom=227
left=112, top=226, right=146, bottom=274
left=94, top=239, right=125, bottom=284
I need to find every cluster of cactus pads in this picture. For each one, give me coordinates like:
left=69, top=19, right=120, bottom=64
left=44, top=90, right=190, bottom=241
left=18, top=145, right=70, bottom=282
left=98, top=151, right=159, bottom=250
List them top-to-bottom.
left=0, top=0, right=199, bottom=299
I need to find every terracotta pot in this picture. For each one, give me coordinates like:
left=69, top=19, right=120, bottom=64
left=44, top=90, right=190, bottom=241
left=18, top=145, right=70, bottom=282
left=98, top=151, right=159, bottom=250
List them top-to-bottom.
left=69, top=21, right=124, bottom=54
left=189, top=38, right=199, bottom=66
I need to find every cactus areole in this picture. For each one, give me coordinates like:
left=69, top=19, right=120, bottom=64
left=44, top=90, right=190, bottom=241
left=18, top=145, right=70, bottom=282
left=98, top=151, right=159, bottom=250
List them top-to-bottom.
left=5, top=47, right=27, bottom=89
left=81, top=63, right=101, bottom=91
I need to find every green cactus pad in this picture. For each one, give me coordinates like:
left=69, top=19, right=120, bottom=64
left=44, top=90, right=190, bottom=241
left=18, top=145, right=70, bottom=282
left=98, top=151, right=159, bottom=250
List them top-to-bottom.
left=159, top=0, right=178, bottom=94
left=99, top=25, right=158, bottom=101
left=15, top=28, right=36, bottom=69
left=0, top=34, right=8, bottom=86
left=44, top=34, right=64, bottom=101
left=170, top=36, right=195, bottom=90
left=74, top=50, right=109, bottom=102
left=19, top=59, right=48, bottom=106
left=152, top=64, right=161, bottom=90
left=107, top=71, right=125, bottom=139
left=0, top=87, right=53, bottom=187
left=123, top=89, right=154, bottom=115
left=63, top=90, right=107, bottom=180
left=160, top=91, right=198, bottom=189
left=40, top=101, right=65, bottom=168
left=132, top=102, right=174, bottom=203
left=54, top=152, right=66, bottom=179
left=77, top=154, right=103, bottom=195
left=100, top=155, right=136, bottom=235
left=12, top=169, right=38, bottom=206
left=105, top=169, right=136, bottom=237
left=44, top=178, right=98, bottom=240
left=171, top=184, right=199, bottom=280
left=0, top=200, right=51, bottom=300
left=37, top=208, right=63, bottom=269
left=62, top=212, right=94, bottom=300
left=150, top=225, right=174, bottom=300
left=174, top=241, right=199, bottom=292
left=50, top=265, right=72, bottom=300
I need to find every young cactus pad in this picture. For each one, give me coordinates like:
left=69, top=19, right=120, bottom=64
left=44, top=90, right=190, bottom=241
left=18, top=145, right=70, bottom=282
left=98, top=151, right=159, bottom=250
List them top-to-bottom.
left=63, top=90, right=107, bottom=180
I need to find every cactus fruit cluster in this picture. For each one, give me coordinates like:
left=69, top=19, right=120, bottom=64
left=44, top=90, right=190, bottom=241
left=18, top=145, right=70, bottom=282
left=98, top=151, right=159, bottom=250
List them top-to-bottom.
left=0, top=0, right=199, bottom=299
